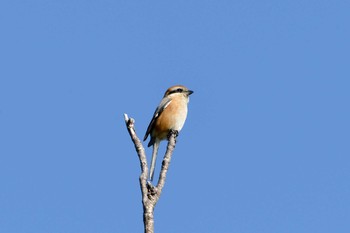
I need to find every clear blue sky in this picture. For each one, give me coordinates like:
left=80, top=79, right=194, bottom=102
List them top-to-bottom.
left=1, top=1, right=349, bottom=232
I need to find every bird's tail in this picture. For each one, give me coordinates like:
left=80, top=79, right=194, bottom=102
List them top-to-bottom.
left=149, top=141, right=160, bottom=181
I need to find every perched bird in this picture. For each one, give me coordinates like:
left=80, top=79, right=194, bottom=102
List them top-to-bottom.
left=143, top=85, right=193, bottom=181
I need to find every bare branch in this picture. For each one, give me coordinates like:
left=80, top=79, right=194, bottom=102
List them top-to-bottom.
left=124, top=114, right=177, bottom=233
left=124, top=114, right=148, bottom=199
left=156, top=132, right=177, bottom=191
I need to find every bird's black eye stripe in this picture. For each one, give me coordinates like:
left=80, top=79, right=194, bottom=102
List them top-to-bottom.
left=168, top=88, right=184, bottom=95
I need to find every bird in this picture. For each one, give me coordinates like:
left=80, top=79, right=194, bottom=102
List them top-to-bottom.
left=143, top=85, right=193, bottom=181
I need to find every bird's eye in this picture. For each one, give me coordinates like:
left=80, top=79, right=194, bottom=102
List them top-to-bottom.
left=177, top=88, right=183, bottom=93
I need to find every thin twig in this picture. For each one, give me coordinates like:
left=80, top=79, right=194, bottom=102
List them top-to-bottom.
left=156, top=132, right=176, bottom=191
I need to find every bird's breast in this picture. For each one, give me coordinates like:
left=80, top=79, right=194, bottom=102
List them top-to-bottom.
left=152, top=97, right=188, bottom=140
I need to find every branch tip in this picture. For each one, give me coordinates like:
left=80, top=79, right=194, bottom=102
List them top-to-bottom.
left=124, top=113, right=129, bottom=122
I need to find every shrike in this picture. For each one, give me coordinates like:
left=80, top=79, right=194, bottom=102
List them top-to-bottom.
left=143, top=85, right=193, bottom=181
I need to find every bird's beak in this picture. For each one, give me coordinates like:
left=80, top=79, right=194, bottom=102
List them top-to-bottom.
left=187, top=90, right=194, bottom=95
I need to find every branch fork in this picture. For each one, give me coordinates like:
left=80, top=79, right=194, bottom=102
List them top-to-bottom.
left=124, top=114, right=177, bottom=233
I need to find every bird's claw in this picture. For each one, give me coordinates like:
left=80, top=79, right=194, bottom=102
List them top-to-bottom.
left=168, top=129, right=179, bottom=139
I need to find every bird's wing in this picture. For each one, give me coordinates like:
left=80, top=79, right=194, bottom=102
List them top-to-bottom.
left=143, top=97, right=172, bottom=141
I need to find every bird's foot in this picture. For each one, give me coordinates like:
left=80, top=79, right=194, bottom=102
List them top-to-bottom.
left=168, top=129, right=179, bottom=139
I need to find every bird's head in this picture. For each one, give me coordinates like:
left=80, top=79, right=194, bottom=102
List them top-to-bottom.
left=164, top=85, right=194, bottom=98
